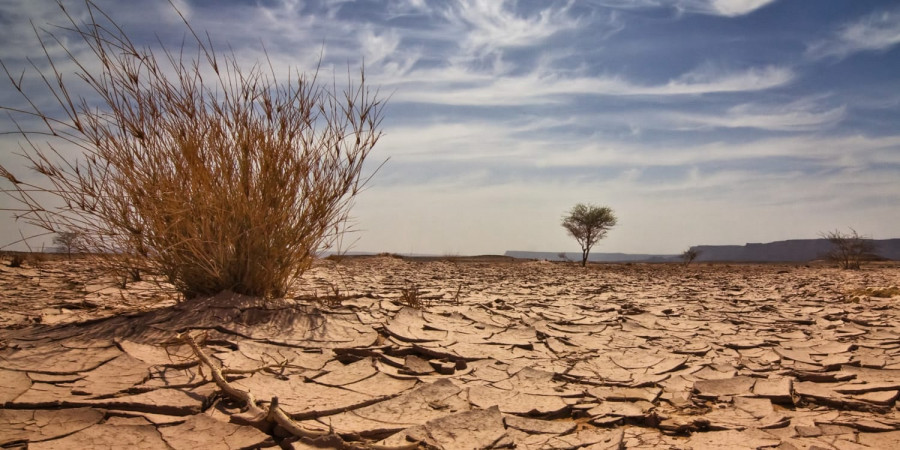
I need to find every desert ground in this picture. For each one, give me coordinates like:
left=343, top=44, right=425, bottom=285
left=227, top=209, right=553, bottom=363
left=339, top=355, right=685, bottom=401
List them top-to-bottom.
left=1, top=255, right=900, bottom=449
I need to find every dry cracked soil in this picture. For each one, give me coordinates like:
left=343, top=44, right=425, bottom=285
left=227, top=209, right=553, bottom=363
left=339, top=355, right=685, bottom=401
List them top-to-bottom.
left=2, top=254, right=900, bottom=449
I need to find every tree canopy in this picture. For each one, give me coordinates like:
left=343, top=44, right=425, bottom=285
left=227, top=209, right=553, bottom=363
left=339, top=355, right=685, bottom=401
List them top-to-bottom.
left=562, top=204, right=617, bottom=267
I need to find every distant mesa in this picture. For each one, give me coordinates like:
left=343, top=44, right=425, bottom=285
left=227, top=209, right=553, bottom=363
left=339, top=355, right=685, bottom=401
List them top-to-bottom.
left=507, top=238, right=900, bottom=263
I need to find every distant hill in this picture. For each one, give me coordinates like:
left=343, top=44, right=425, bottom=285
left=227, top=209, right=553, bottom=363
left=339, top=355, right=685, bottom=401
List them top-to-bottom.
left=506, top=238, right=900, bottom=263
left=690, top=238, right=900, bottom=262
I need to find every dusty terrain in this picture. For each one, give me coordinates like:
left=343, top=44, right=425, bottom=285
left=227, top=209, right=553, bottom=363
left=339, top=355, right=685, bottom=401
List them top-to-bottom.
left=2, top=255, right=900, bottom=449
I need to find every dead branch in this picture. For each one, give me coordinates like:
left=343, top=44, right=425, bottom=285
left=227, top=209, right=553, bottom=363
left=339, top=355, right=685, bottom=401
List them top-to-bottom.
left=178, top=332, right=420, bottom=449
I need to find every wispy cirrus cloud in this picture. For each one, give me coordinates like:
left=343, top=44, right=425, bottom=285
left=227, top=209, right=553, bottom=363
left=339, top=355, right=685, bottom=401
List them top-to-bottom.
left=442, top=0, right=581, bottom=55
left=586, top=0, right=778, bottom=17
left=702, top=0, right=778, bottom=17
left=808, top=8, right=900, bottom=59
left=358, top=27, right=402, bottom=65
left=389, top=65, right=794, bottom=105
left=661, top=98, right=846, bottom=131
left=378, top=113, right=900, bottom=177
left=526, top=134, right=900, bottom=170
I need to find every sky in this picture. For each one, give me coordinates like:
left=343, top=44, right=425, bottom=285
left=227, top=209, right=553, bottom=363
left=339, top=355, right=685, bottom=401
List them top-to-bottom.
left=1, top=0, right=899, bottom=255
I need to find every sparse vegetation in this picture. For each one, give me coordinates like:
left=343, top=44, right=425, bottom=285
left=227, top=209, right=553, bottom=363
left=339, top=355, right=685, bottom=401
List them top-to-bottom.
left=0, top=2, right=383, bottom=298
left=562, top=203, right=617, bottom=267
left=822, top=228, right=875, bottom=270
left=53, top=232, right=83, bottom=259
left=681, top=248, right=700, bottom=266
left=28, top=251, right=46, bottom=265
left=8, top=253, right=25, bottom=268
left=442, top=253, right=461, bottom=264
left=311, top=282, right=348, bottom=308
left=400, top=283, right=423, bottom=309
left=452, top=284, right=464, bottom=305
left=847, top=286, right=900, bottom=300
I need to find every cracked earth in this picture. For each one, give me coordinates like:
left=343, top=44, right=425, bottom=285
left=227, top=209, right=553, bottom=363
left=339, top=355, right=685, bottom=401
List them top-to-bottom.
left=1, top=255, right=900, bottom=449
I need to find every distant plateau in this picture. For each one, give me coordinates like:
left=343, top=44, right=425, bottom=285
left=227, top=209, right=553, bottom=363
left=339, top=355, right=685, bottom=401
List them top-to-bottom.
left=506, top=238, right=900, bottom=263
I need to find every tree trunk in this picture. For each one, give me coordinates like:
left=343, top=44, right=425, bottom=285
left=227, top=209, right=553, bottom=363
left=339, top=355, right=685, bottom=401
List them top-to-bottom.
left=581, top=249, right=589, bottom=267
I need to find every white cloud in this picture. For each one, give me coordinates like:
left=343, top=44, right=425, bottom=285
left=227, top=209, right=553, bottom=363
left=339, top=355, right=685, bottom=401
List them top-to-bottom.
left=443, top=0, right=581, bottom=55
left=586, top=0, right=777, bottom=17
left=706, top=0, right=777, bottom=17
left=808, top=9, right=900, bottom=59
left=837, top=10, right=900, bottom=51
left=359, top=27, right=402, bottom=65
left=389, top=65, right=794, bottom=105
left=639, top=65, right=794, bottom=95
left=664, top=99, right=846, bottom=131
left=377, top=109, right=900, bottom=183
left=377, top=110, right=900, bottom=173
left=534, top=134, right=900, bottom=169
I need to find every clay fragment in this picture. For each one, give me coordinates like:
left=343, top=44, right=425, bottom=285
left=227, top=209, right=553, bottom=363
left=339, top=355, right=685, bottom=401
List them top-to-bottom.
left=1, top=344, right=121, bottom=374
left=70, top=353, right=150, bottom=397
left=401, top=355, right=435, bottom=375
left=0, top=368, right=31, bottom=403
left=693, top=376, right=757, bottom=399
left=752, top=377, right=793, bottom=403
left=317, top=379, right=469, bottom=437
left=468, top=384, right=569, bottom=415
left=588, top=386, right=661, bottom=403
left=588, top=400, right=650, bottom=419
left=380, top=406, right=507, bottom=449
left=0, top=408, right=104, bottom=446
left=158, top=413, right=275, bottom=449
left=504, top=414, right=577, bottom=435
left=28, top=423, right=170, bottom=450
left=544, top=428, right=624, bottom=449
left=684, top=429, right=780, bottom=449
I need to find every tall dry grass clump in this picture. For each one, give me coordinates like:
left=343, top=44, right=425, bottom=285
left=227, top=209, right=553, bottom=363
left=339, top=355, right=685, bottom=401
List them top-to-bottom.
left=0, top=2, right=383, bottom=298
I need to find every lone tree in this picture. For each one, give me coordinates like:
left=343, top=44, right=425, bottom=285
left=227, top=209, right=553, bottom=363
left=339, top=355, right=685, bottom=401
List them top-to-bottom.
left=0, top=2, right=383, bottom=298
left=562, top=204, right=617, bottom=267
left=822, top=228, right=875, bottom=270
left=53, top=232, right=83, bottom=259
left=681, top=248, right=700, bottom=266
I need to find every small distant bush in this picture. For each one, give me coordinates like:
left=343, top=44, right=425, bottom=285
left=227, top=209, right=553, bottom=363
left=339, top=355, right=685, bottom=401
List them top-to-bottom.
left=0, top=3, right=383, bottom=298
left=821, top=228, right=875, bottom=270
left=53, top=232, right=84, bottom=259
left=681, top=248, right=700, bottom=266
left=8, top=253, right=25, bottom=268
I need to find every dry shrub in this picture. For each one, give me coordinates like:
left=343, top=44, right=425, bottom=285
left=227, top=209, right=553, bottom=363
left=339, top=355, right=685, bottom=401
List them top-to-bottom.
left=0, top=2, right=382, bottom=298
left=822, top=228, right=875, bottom=270
left=681, top=248, right=700, bottom=266
left=8, top=253, right=25, bottom=268
left=313, top=282, right=348, bottom=308
left=400, top=284, right=423, bottom=309
left=848, top=286, right=900, bottom=299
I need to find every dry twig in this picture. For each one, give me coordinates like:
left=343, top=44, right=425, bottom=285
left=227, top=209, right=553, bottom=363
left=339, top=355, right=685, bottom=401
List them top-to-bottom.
left=178, top=332, right=419, bottom=449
